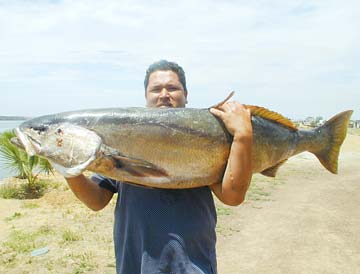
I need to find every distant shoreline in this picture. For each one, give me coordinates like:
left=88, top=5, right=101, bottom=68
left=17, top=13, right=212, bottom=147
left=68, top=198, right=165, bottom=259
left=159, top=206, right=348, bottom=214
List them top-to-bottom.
left=0, top=116, right=29, bottom=121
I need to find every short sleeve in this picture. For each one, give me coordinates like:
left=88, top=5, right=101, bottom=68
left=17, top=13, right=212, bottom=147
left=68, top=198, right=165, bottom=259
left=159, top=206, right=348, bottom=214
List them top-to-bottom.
left=91, top=174, right=119, bottom=193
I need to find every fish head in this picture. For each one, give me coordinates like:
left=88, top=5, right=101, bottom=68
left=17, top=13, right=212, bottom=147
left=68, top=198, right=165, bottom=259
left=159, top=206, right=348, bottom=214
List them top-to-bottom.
left=14, top=119, right=102, bottom=168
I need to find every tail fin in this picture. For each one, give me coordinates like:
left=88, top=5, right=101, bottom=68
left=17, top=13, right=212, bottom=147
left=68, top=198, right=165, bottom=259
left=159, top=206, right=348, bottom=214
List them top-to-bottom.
left=313, top=110, right=353, bottom=174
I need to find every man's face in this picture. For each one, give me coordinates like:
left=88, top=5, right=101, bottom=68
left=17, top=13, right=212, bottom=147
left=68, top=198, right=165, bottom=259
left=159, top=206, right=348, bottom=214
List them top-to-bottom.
left=146, top=70, right=187, bottom=108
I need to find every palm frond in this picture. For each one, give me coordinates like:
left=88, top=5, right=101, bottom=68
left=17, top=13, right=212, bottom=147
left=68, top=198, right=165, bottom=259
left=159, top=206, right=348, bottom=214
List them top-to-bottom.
left=0, top=130, right=32, bottom=178
left=0, top=130, right=56, bottom=182
left=0, top=132, right=27, bottom=177
left=40, top=159, right=54, bottom=175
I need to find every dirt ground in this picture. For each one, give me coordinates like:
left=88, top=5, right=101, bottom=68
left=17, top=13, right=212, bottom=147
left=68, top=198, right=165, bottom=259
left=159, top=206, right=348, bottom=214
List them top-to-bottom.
left=216, top=133, right=360, bottom=273
left=0, top=134, right=359, bottom=274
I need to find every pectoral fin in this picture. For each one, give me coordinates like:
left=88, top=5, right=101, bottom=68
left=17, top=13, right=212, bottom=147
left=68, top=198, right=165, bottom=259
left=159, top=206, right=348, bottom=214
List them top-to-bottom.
left=98, top=145, right=168, bottom=178
left=111, top=155, right=168, bottom=177
left=261, top=159, right=288, bottom=177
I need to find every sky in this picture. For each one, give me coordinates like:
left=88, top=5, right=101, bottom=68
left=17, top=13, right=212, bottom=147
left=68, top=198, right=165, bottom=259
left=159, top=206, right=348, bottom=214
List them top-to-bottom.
left=0, top=0, right=359, bottom=120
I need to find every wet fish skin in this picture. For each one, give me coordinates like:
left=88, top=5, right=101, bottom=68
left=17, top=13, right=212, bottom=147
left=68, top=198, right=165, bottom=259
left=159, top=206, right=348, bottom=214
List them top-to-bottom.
left=13, top=107, right=353, bottom=188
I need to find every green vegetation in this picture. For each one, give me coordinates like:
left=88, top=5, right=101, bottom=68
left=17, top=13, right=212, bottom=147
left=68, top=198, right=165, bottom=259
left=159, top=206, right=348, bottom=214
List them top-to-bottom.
left=0, top=130, right=54, bottom=198
left=0, top=130, right=53, bottom=184
left=0, top=177, right=64, bottom=199
left=246, top=178, right=272, bottom=201
left=0, top=179, right=49, bottom=199
left=247, top=183, right=271, bottom=201
left=21, top=202, right=40, bottom=209
left=216, top=206, right=232, bottom=216
left=4, top=212, right=23, bottom=222
left=0, top=222, right=99, bottom=271
left=1, top=225, right=54, bottom=268
left=37, top=225, right=55, bottom=235
left=62, top=229, right=83, bottom=242
left=3, top=230, right=43, bottom=253
left=69, top=251, right=97, bottom=273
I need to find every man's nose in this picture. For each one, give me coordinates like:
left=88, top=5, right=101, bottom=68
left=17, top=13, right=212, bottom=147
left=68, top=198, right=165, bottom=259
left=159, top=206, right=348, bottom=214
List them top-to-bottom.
left=159, top=88, right=169, bottom=97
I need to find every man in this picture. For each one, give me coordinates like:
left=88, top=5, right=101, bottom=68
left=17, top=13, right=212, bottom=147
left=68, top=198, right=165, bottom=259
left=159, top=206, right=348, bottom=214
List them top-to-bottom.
left=62, top=60, right=253, bottom=273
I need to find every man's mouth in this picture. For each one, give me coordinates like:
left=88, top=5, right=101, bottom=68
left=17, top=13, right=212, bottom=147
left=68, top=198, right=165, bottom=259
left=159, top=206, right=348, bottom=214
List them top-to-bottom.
left=158, top=102, right=172, bottom=108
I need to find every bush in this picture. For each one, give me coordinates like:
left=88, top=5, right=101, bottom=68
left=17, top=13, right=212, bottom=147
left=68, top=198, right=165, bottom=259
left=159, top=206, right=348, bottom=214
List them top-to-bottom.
left=0, top=130, right=54, bottom=196
left=0, top=180, right=49, bottom=199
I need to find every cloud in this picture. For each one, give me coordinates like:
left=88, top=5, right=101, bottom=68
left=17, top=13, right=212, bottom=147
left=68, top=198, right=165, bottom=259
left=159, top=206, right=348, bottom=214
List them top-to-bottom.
left=0, top=0, right=359, bottom=118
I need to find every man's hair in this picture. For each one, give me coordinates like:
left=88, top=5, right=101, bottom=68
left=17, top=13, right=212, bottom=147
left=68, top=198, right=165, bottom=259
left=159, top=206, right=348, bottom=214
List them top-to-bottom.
left=144, top=60, right=187, bottom=93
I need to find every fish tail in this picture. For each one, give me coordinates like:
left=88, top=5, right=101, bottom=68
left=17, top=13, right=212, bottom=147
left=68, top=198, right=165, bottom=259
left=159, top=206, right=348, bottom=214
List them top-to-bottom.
left=312, top=110, right=353, bottom=174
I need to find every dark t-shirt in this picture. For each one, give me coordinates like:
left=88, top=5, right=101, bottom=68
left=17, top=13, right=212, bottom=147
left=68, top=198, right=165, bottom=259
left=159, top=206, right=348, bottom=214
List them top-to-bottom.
left=92, top=174, right=217, bottom=274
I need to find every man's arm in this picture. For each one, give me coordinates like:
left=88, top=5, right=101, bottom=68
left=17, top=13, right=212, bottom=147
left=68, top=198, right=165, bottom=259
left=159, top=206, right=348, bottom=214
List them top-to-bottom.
left=209, top=102, right=253, bottom=206
left=66, top=174, right=114, bottom=211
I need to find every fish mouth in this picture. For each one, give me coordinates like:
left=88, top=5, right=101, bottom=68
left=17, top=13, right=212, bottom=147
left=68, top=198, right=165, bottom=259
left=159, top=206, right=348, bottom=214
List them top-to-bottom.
left=13, top=128, right=41, bottom=156
left=10, top=137, right=24, bottom=149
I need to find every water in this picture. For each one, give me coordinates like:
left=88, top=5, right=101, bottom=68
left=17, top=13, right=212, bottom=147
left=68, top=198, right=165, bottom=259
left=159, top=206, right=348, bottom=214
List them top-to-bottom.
left=0, top=120, right=23, bottom=180
left=0, top=120, right=22, bottom=133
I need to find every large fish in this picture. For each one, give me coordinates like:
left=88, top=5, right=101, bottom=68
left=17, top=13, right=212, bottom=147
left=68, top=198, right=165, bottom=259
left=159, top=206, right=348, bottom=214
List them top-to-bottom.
left=12, top=106, right=352, bottom=188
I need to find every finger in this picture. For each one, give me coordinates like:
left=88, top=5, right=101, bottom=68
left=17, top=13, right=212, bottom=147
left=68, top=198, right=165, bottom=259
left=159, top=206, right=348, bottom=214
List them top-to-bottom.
left=210, top=91, right=235, bottom=108
left=232, top=101, right=242, bottom=109
left=221, top=102, right=233, bottom=112
left=228, top=102, right=238, bottom=112
left=231, top=102, right=247, bottom=113
left=214, top=104, right=226, bottom=111
left=209, top=108, right=224, bottom=118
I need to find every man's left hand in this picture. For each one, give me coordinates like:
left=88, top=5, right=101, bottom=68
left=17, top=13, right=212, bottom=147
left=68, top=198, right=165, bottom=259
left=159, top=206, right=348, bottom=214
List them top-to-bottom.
left=210, top=101, right=252, bottom=138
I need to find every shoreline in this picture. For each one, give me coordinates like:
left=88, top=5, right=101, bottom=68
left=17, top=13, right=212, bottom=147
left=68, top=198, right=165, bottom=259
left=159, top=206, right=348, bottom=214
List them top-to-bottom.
left=0, top=117, right=28, bottom=121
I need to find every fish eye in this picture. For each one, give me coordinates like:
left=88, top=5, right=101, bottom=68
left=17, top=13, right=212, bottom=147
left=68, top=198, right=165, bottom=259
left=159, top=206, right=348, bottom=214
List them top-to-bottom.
left=31, top=125, right=48, bottom=134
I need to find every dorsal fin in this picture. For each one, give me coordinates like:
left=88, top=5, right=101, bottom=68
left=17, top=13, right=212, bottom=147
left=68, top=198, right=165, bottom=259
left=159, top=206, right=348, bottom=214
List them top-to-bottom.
left=245, top=105, right=298, bottom=131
